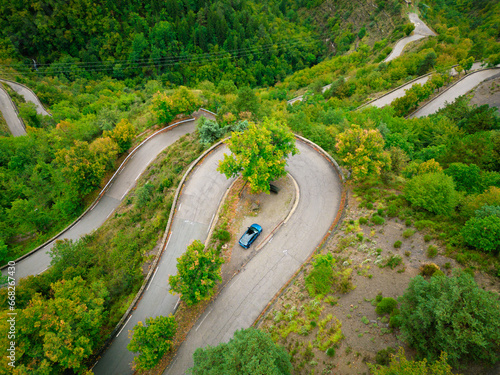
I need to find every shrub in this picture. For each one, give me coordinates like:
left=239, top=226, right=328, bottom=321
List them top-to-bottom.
left=404, top=173, right=458, bottom=215
left=386, top=204, right=398, bottom=217
left=371, top=215, right=385, bottom=225
left=461, top=215, right=500, bottom=254
left=359, top=217, right=368, bottom=225
left=402, top=229, right=415, bottom=238
left=423, top=234, right=432, bottom=242
left=393, top=240, right=402, bottom=248
left=426, top=245, right=438, bottom=258
left=305, top=254, right=335, bottom=297
left=383, top=255, right=402, bottom=269
left=420, top=262, right=440, bottom=276
left=399, top=270, right=500, bottom=365
left=376, top=297, right=398, bottom=315
left=389, top=308, right=402, bottom=328
left=375, top=347, right=396, bottom=366
left=326, top=348, right=336, bottom=357
left=369, top=348, right=454, bottom=375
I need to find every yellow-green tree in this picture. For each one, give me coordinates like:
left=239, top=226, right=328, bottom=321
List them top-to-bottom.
left=152, top=86, right=201, bottom=124
left=104, top=118, right=136, bottom=153
left=218, top=119, right=298, bottom=194
left=335, top=125, right=390, bottom=182
left=168, top=240, right=224, bottom=306
left=2, top=277, right=108, bottom=374
left=127, top=315, right=177, bottom=370
left=369, top=348, right=454, bottom=375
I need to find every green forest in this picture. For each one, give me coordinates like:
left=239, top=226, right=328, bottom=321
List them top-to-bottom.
left=0, top=0, right=500, bottom=373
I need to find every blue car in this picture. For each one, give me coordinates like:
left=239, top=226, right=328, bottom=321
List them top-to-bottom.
left=238, top=224, right=262, bottom=249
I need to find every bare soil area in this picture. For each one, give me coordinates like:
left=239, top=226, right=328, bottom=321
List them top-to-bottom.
left=468, top=76, right=500, bottom=112
left=256, top=186, right=500, bottom=375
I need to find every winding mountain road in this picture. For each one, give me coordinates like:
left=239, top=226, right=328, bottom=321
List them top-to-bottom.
left=384, top=13, right=436, bottom=63
left=410, top=68, right=500, bottom=117
left=0, top=86, right=25, bottom=136
left=2, top=120, right=197, bottom=280
left=164, top=140, right=342, bottom=374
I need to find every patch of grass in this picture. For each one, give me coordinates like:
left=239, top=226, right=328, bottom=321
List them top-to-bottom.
left=359, top=217, right=368, bottom=225
left=424, top=234, right=432, bottom=242
left=393, top=240, right=402, bottom=248
left=404, top=250, right=411, bottom=257
left=380, top=254, right=402, bottom=269
left=361, top=316, right=370, bottom=324
left=326, top=347, right=336, bottom=357
left=375, top=347, right=396, bottom=366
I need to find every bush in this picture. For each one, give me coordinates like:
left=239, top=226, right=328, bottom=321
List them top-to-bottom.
left=404, top=173, right=458, bottom=215
left=371, top=215, right=385, bottom=225
left=461, top=215, right=500, bottom=254
left=359, top=217, right=368, bottom=225
left=402, top=229, right=415, bottom=238
left=423, top=234, right=432, bottom=242
left=393, top=240, right=402, bottom=248
left=426, top=245, right=438, bottom=258
left=305, top=254, right=336, bottom=297
left=419, top=262, right=440, bottom=276
left=399, top=270, right=500, bottom=365
left=376, top=297, right=398, bottom=315
left=389, top=309, right=402, bottom=328
left=326, top=347, right=336, bottom=357
left=375, top=347, right=396, bottom=366
left=369, top=348, right=454, bottom=375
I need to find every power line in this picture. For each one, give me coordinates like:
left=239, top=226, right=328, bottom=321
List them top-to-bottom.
left=1, top=32, right=331, bottom=77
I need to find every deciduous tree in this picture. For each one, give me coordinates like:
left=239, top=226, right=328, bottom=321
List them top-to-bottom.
left=218, top=119, right=297, bottom=194
left=335, top=125, right=390, bottom=181
left=169, top=240, right=224, bottom=306
left=398, top=271, right=500, bottom=365
left=127, top=315, right=177, bottom=370
left=189, top=328, right=292, bottom=375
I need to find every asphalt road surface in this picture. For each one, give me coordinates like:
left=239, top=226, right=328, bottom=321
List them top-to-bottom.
left=384, top=13, right=436, bottom=63
left=411, top=68, right=500, bottom=117
left=0, top=79, right=50, bottom=116
left=0, top=85, right=26, bottom=136
left=2, top=120, right=197, bottom=280
left=164, top=140, right=343, bottom=374
left=93, top=143, right=235, bottom=375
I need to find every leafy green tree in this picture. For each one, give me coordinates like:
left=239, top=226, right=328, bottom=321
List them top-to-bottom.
left=404, top=23, right=415, bottom=36
left=417, top=51, right=437, bottom=76
left=459, top=56, right=474, bottom=73
left=152, top=86, right=201, bottom=124
left=234, top=87, right=260, bottom=118
left=392, top=90, right=419, bottom=117
left=18, top=102, right=42, bottom=128
left=104, top=118, right=136, bottom=152
left=218, top=119, right=297, bottom=194
left=335, top=125, right=391, bottom=182
left=444, top=163, right=481, bottom=194
left=404, top=172, right=458, bottom=215
left=461, top=215, right=500, bottom=254
left=0, top=239, right=7, bottom=264
left=169, top=240, right=224, bottom=306
left=398, top=271, right=500, bottom=365
left=6, top=276, right=108, bottom=373
left=127, top=315, right=177, bottom=370
left=189, top=328, right=292, bottom=375
left=369, top=348, right=454, bottom=375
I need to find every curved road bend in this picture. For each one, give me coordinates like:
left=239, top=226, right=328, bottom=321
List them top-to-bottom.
left=384, top=13, right=436, bottom=63
left=411, top=68, right=500, bottom=118
left=0, top=79, right=50, bottom=116
left=0, top=86, right=25, bottom=136
left=2, top=120, right=197, bottom=280
left=165, top=140, right=343, bottom=374
left=93, top=145, right=236, bottom=374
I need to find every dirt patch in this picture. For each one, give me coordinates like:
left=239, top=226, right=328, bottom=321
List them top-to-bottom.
left=468, top=76, right=500, bottom=112
left=214, top=175, right=297, bottom=283
left=256, top=185, right=500, bottom=375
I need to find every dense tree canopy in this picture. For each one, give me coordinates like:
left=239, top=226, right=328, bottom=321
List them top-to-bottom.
left=399, top=271, right=500, bottom=365
left=189, top=328, right=292, bottom=375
